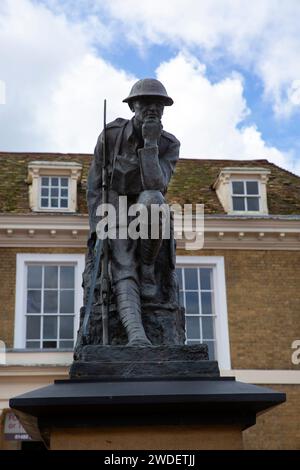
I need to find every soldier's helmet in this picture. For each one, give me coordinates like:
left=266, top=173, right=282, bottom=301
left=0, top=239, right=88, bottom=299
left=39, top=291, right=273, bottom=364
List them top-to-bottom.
left=123, top=78, right=173, bottom=106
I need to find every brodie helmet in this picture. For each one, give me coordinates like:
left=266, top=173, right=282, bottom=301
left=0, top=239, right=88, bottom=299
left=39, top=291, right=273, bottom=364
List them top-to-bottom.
left=123, top=78, right=173, bottom=106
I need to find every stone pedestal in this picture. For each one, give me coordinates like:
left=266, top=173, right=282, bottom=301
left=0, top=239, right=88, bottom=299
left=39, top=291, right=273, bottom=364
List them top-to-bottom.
left=70, top=344, right=218, bottom=379
left=9, top=375, right=285, bottom=450
left=51, top=425, right=243, bottom=450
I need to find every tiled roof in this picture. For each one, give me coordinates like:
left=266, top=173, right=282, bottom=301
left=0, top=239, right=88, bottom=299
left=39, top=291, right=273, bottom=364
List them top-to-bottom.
left=0, top=152, right=300, bottom=215
left=0, top=152, right=90, bottom=214
left=169, top=158, right=300, bottom=214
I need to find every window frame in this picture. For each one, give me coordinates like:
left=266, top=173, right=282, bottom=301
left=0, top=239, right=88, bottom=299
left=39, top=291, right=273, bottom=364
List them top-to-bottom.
left=39, top=176, right=70, bottom=211
left=230, top=178, right=261, bottom=213
left=14, top=253, right=85, bottom=350
left=176, top=256, right=231, bottom=370
left=178, top=265, right=216, bottom=359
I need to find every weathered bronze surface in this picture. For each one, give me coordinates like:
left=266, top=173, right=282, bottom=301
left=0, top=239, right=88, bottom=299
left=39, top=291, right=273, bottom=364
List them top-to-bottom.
left=73, top=79, right=185, bottom=362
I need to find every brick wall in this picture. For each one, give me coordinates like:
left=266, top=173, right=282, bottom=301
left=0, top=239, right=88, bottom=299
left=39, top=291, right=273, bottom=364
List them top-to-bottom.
left=1, top=246, right=299, bottom=449
left=0, top=247, right=86, bottom=348
left=2, top=247, right=299, bottom=366
left=0, top=248, right=17, bottom=348
left=177, top=248, right=300, bottom=450
left=178, top=248, right=300, bottom=370
left=243, top=384, right=300, bottom=450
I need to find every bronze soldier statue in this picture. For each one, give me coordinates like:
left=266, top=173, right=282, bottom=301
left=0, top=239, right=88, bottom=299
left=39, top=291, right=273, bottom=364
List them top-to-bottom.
left=75, top=78, right=185, bottom=355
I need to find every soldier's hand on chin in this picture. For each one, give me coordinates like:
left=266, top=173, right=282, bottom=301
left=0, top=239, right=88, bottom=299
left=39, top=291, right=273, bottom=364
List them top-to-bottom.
left=142, top=116, right=162, bottom=148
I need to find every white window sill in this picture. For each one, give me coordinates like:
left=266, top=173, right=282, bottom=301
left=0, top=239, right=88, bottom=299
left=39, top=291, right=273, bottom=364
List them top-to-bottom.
left=32, top=208, right=76, bottom=213
left=227, top=211, right=268, bottom=216
left=2, top=350, right=73, bottom=366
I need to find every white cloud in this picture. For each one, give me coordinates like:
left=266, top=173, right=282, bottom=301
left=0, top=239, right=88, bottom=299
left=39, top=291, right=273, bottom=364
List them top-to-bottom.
left=0, top=0, right=297, bottom=176
left=0, top=0, right=123, bottom=151
left=103, top=0, right=300, bottom=118
left=157, top=53, right=292, bottom=171
left=37, top=54, right=135, bottom=151
left=0, top=80, right=5, bottom=105
left=287, top=80, right=300, bottom=107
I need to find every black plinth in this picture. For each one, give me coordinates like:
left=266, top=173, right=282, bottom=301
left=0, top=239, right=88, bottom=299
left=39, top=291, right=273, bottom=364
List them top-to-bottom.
left=70, top=344, right=219, bottom=379
left=10, top=376, right=286, bottom=447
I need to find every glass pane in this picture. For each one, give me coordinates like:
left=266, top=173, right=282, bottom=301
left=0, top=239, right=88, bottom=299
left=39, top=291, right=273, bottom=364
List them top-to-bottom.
left=41, top=177, right=49, bottom=186
left=51, top=177, right=59, bottom=186
left=61, top=178, right=68, bottom=187
left=232, top=181, right=244, bottom=194
left=246, top=181, right=259, bottom=195
left=41, top=188, right=48, bottom=196
left=51, top=188, right=59, bottom=197
left=61, top=188, right=68, bottom=197
left=232, top=197, right=245, bottom=211
left=247, top=197, right=259, bottom=211
left=41, top=198, right=48, bottom=208
left=51, top=198, right=58, bottom=208
left=60, top=199, right=68, bottom=208
left=27, top=266, right=42, bottom=288
left=44, top=266, right=58, bottom=288
left=60, top=266, right=74, bottom=289
left=175, top=268, right=182, bottom=289
left=184, top=268, right=198, bottom=290
left=200, top=268, right=212, bottom=290
left=27, top=290, right=41, bottom=313
left=44, top=290, right=58, bottom=313
left=60, top=290, right=74, bottom=313
left=185, top=292, right=199, bottom=314
left=201, top=292, right=213, bottom=315
left=26, top=316, right=40, bottom=339
left=43, top=316, right=57, bottom=340
left=60, top=316, right=74, bottom=339
left=186, top=316, right=200, bottom=340
left=202, top=316, right=214, bottom=339
left=186, top=339, right=201, bottom=345
left=59, top=340, right=74, bottom=349
left=205, top=340, right=215, bottom=360
left=26, top=341, right=40, bottom=349
left=42, top=341, right=57, bottom=349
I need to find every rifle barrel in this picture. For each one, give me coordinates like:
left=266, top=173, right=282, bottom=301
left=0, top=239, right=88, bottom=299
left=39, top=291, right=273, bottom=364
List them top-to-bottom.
left=102, top=98, right=109, bottom=345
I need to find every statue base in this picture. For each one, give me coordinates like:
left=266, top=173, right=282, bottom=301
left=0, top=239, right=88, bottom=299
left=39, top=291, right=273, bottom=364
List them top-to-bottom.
left=69, top=344, right=220, bottom=379
left=9, top=376, right=285, bottom=450
left=50, top=423, right=243, bottom=450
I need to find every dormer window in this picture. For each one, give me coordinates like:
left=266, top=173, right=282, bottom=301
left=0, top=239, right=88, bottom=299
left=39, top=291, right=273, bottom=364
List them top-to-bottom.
left=27, top=161, right=82, bottom=213
left=213, top=167, right=270, bottom=215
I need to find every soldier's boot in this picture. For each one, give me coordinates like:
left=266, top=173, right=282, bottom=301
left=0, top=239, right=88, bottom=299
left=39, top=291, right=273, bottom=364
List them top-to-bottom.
left=115, top=279, right=152, bottom=346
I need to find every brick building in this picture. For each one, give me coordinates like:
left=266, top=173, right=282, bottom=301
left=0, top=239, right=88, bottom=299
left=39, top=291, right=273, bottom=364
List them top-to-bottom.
left=0, top=152, right=299, bottom=449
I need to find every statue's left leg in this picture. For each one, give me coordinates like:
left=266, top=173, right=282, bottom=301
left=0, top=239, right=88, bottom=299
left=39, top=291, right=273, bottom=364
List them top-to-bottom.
left=110, top=237, right=152, bottom=346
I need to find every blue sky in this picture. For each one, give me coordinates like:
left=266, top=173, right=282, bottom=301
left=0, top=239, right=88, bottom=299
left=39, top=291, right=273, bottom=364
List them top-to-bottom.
left=1, top=0, right=300, bottom=175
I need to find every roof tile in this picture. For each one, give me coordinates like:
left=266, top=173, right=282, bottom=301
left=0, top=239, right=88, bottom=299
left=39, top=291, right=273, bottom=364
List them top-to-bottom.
left=0, top=153, right=300, bottom=215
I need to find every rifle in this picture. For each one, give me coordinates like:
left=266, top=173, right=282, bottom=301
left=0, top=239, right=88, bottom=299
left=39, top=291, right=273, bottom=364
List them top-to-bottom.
left=82, top=99, right=110, bottom=345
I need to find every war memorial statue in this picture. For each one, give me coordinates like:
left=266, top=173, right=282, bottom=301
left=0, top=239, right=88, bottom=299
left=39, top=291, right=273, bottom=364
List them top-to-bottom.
left=73, top=78, right=187, bottom=364
left=10, top=80, right=285, bottom=447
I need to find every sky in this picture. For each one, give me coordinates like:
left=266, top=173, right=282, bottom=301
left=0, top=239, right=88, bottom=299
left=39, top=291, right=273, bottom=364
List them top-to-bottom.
left=0, top=0, right=300, bottom=175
